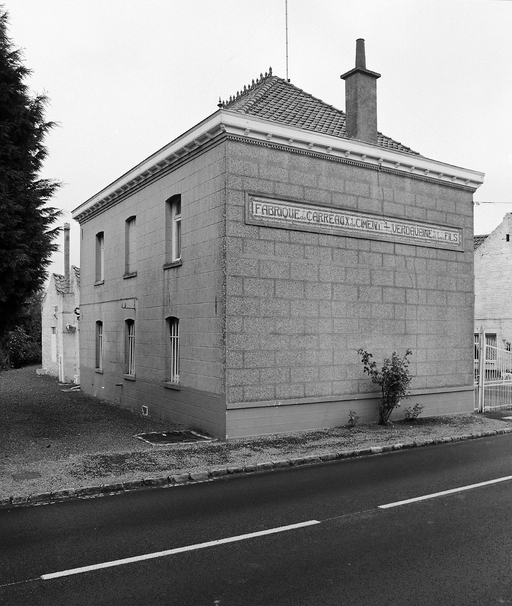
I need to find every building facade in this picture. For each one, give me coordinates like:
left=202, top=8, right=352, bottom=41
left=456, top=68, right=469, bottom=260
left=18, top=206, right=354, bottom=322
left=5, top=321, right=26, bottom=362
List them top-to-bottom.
left=72, top=41, right=484, bottom=438
left=474, top=213, right=512, bottom=350
left=40, top=224, right=80, bottom=384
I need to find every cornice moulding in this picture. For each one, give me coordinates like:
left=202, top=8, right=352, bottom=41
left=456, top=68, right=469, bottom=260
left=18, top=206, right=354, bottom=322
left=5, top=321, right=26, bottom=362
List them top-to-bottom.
left=72, top=110, right=484, bottom=223
left=221, top=111, right=484, bottom=189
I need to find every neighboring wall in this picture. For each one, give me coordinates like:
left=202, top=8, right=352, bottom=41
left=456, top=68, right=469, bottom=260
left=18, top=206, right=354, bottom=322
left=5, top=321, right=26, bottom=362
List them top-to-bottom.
left=224, top=140, right=475, bottom=437
left=79, top=143, right=227, bottom=437
left=475, top=213, right=512, bottom=345
left=41, top=271, right=80, bottom=383
left=41, top=276, right=60, bottom=377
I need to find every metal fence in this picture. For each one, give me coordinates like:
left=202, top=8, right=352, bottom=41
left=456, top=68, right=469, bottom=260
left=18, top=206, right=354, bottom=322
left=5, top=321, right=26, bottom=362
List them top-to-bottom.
left=475, top=328, right=512, bottom=412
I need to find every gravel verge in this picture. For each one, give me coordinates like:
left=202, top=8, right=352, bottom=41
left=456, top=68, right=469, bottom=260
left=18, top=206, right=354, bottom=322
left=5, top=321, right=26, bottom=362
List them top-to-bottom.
left=1, top=366, right=511, bottom=507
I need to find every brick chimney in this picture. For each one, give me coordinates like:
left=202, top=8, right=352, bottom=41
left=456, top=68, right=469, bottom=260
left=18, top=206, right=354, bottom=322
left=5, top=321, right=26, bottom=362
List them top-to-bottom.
left=340, top=39, right=381, bottom=145
left=64, top=222, right=70, bottom=283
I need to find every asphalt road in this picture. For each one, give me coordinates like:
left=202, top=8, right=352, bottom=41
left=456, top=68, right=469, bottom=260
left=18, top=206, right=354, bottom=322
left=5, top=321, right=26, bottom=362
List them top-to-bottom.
left=3, top=433, right=512, bottom=605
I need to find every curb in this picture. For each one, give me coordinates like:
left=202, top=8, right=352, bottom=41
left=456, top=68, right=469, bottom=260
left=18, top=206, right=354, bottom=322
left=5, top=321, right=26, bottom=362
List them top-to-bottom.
left=2, top=427, right=512, bottom=509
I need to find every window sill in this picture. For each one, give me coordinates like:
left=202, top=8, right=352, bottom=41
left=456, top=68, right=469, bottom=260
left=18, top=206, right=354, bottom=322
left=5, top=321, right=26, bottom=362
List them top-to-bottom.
left=163, top=260, right=182, bottom=270
left=123, top=271, right=137, bottom=279
left=94, top=279, right=105, bottom=286
left=95, top=368, right=104, bottom=374
left=123, top=374, right=136, bottom=381
left=163, top=381, right=181, bottom=390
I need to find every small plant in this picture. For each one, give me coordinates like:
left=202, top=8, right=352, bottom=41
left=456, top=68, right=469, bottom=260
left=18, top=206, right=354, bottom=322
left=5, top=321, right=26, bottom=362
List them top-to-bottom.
left=357, top=348, right=413, bottom=425
left=403, top=403, right=424, bottom=421
left=347, top=410, right=359, bottom=428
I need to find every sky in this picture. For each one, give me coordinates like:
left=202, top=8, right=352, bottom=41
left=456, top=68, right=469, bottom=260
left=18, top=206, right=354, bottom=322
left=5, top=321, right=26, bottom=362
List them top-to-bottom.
left=5, top=0, right=512, bottom=279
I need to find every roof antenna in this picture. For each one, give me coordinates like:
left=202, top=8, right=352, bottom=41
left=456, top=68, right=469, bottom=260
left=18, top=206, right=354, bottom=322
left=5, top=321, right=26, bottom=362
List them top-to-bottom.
left=285, top=0, right=290, bottom=82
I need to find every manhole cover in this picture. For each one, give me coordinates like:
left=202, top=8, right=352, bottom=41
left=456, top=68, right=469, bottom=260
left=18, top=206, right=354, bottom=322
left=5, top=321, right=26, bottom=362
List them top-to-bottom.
left=135, top=431, right=211, bottom=445
left=12, top=471, right=42, bottom=481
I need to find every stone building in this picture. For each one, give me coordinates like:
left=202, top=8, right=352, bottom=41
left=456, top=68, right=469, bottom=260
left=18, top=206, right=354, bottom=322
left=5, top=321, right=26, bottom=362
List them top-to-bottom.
left=72, top=40, right=484, bottom=438
left=474, top=214, right=512, bottom=350
left=40, top=223, right=80, bottom=383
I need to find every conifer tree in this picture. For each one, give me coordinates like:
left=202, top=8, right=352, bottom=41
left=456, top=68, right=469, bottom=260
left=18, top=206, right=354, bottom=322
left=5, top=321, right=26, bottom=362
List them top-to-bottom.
left=0, top=7, right=61, bottom=339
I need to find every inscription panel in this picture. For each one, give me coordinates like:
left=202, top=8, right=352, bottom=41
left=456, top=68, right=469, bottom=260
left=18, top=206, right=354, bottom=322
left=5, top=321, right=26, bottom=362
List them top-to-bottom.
left=245, top=195, right=463, bottom=251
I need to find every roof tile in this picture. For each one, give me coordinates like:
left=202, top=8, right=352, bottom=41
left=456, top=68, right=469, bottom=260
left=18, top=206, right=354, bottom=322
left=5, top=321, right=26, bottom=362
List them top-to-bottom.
left=221, top=72, right=419, bottom=155
left=474, top=235, right=489, bottom=250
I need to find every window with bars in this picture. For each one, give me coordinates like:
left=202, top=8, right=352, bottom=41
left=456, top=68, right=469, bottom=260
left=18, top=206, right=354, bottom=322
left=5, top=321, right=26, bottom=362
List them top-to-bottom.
left=165, top=195, right=181, bottom=264
left=167, top=317, right=179, bottom=383
left=125, top=319, right=135, bottom=376
left=95, top=321, right=103, bottom=370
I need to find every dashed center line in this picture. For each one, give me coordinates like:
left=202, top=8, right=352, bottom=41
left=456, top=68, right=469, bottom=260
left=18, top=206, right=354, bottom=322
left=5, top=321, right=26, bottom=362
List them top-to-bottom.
left=379, top=474, right=512, bottom=509
left=9, top=475, right=512, bottom=586
left=40, top=520, right=320, bottom=580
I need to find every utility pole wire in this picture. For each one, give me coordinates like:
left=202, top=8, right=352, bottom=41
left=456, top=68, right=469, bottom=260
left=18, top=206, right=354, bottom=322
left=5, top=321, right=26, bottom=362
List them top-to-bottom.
left=285, top=0, right=289, bottom=82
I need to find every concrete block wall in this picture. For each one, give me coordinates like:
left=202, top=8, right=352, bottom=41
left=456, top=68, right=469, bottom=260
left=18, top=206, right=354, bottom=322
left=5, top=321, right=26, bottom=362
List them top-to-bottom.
left=224, top=140, right=475, bottom=437
left=79, top=143, right=227, bottom=437
left=475, top=213, right=512, bottom=345
left=41, top=278, right=59, bottom=377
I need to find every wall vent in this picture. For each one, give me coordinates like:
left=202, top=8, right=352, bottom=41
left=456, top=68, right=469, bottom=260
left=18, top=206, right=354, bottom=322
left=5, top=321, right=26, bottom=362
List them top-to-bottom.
left=141, top=405, right=149, bottom=416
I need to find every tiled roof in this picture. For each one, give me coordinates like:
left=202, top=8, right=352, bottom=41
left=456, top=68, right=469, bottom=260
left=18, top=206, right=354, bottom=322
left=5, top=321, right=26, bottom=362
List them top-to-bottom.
left=220, top=70, right=419, bottom=155
left=474, top=235, right=489, bottom=250
left=52, top=266, right=80, bottom=294
left=53, top=273, right=68, bottom=295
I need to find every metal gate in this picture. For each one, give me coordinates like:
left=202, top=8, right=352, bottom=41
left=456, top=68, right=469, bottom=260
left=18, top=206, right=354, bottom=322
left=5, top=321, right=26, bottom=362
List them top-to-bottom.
left=475, top=326, right=512, bottom=412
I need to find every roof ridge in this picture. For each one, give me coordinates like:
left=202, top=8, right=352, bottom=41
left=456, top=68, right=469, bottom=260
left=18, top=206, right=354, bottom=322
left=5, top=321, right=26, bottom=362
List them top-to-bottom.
left=219, top=68, right=274, bottom=108
left=222, top=70, right=345, bottom=117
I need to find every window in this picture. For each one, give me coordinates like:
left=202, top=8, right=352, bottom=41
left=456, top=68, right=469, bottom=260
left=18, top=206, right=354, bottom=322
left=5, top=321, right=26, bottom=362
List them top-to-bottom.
left=165, top=195, right=181, bottom=264
left=125, top=216, right=136, bottom=276
left=95, top=231, right=105, bottom=283
left=167, top=317, right=179, bottom=383
left=125, top=320, right=135, bottom=376
left=95, top=321, right=103, bottom=370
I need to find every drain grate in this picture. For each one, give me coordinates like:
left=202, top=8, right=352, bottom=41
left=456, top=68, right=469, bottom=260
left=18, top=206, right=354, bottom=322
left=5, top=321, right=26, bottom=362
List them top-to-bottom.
left=135, top=431, right=211, bottom=445
left=12, top=471, right=42, bottom=481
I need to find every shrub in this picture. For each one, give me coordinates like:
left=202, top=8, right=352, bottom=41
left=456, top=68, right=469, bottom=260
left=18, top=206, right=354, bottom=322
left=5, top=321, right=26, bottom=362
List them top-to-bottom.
left=7, top=326, right=41, bottom=368
left=357, top=348, right=413, bottom=425
left=403, top=403, right=424, bottom=421
left=347, top=410, right=359, bottom=428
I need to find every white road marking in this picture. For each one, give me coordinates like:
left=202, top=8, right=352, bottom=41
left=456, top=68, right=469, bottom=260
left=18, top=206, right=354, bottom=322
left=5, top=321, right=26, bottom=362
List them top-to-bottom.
left=379, top=474, right=512, bottom=509
left=41, top=520, right=320, bottom=580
